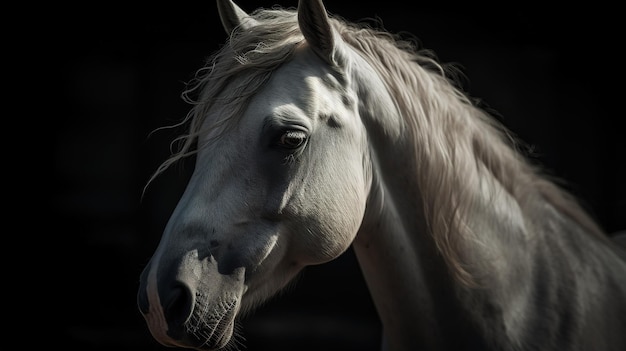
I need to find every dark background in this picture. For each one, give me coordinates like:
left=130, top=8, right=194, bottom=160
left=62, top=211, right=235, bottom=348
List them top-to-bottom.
left=45, top=1, right=623, bottom=350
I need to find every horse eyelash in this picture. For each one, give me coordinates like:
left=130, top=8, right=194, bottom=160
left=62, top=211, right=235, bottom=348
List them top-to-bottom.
left=282, top=153, right=297, bottom=165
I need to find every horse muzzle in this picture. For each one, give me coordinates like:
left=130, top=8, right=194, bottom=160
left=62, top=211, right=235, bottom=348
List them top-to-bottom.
left=137, top=250, right=245, bottom=350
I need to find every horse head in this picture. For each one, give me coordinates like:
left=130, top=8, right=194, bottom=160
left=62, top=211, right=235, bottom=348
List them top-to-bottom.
left=136, top=0, right=384, bottom=349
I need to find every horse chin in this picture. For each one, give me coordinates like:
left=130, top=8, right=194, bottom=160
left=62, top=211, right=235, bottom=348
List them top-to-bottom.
left=178, top=295, right=240, bottom=351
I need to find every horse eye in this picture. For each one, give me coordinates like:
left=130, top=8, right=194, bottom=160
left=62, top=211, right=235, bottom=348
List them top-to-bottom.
left=278, top=130, right=307, bottom=149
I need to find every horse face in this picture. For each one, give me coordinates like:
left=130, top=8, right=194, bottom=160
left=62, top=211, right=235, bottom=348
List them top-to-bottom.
left=137, top=46, right=370, bottom=350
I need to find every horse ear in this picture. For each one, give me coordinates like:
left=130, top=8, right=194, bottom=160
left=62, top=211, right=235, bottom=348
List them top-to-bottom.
left=217, top=0, right=256, bottom=35
left=297, top=0, right=340, bottom=66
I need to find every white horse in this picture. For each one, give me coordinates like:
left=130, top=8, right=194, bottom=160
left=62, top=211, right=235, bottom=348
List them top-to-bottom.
left=137, top=0, right=626, bottom=350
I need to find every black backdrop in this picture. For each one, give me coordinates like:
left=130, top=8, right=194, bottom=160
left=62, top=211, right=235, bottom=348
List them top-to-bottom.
left=47, top=1, right=624, bottom=350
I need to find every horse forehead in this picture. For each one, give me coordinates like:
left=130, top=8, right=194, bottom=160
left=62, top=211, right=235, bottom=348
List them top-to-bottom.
left=251, top=55, right=348, bottom=117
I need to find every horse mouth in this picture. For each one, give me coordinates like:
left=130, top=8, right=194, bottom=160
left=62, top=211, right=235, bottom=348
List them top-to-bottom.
left=183, top=296, right=239, bottom=350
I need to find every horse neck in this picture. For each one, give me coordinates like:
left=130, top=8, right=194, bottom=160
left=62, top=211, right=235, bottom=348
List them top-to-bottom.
left=352, top=81, right=626, bottom=350
left=352, top=120, right=480, bottom=349
left=353, top=134, right=489, bottom=350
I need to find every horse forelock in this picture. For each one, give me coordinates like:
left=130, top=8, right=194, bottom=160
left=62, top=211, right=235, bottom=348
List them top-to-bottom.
left=145, top=7, right=304, bottom=190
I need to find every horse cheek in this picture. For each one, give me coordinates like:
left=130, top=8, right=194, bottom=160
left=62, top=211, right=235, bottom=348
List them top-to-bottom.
left=298, top=181, right=365, bottom=264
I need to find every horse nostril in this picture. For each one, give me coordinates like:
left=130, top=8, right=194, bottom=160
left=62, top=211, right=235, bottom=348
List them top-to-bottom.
left=163, top=284, right=194, bottom=334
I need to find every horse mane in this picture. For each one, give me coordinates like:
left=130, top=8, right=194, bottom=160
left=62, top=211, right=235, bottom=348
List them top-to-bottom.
left=147, top=6, right=606, bottom=285
left=333, top=14, right=607, bottom=284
